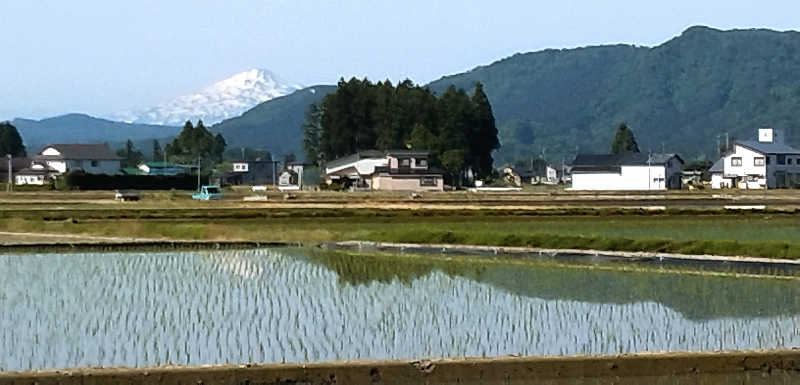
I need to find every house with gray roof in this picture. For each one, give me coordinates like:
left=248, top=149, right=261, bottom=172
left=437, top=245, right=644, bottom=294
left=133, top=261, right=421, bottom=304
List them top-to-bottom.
left=714, top=128, right=800, bottom=189
left=33, top=143, right=120, bottom=175
left=324, top=150, right=443, bottom=191
left=570, top=152, right=683, bottom=190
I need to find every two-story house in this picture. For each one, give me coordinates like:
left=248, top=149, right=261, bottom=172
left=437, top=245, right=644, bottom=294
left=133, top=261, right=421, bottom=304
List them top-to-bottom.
left=715, top=128, right=800, bottom=189
left=16, top=143, right=121, bottom=184
left=33, top=143, right=121, bottom=174
left=324, top=150, right=444, bottom=191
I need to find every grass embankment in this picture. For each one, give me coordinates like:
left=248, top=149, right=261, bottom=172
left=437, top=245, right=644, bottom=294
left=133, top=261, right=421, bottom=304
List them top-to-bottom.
left=1, top=211, right=799, bottom=259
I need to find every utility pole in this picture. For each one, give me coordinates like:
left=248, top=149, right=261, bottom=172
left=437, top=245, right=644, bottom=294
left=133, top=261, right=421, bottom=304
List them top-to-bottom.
left=725, top=132, right=730, bottom=153
left=6, top=154, right=11, bottom=192
left=196, top=157, right=201, bottom=191
left=272, top=160, right=277, bottom=186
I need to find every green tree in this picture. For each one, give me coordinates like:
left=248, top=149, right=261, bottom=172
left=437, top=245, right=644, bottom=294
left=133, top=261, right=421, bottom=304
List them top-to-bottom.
left=470, top=82, right=500, bottom=179
left=302, top=103, right=324, bottom=166
left=166, top=120, right=226, bottom=165
left=0, top=122, right=26, bottom=157
left=610, top=122, right=640, bottom=153
left=408, top=123, right=439, bottom=153
left=117, top=139, right=144, bottom=168
left=152, top=139, right=164, bottom=162
left=441, top=149, right=466, bottom=187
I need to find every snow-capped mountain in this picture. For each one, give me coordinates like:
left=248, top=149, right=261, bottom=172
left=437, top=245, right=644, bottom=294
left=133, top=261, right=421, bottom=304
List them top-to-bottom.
left=116, top=69, right=302, bottom=126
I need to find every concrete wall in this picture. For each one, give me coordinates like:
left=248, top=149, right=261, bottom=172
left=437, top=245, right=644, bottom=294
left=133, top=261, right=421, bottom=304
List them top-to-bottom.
left=572, top=165, right=670, bottom=191
left=372, top=175, right=443, bottom=191
left=2, top=350, right=798, bottom=385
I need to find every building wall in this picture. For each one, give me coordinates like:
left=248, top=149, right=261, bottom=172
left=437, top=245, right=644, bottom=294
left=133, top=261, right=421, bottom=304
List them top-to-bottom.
left=723, top=145, right=800, bottom=188
left=572, top=165, right=670, bottom=190
left=711, top=173, right=733, bottom=189
left=15, top=174, right=46, bottom=185
left=372, top=175, right=443, bottom=191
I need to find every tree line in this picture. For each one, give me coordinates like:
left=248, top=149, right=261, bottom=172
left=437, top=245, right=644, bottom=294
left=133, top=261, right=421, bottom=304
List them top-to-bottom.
left=302, top=78, right=500, bottom=181
left=117, top=120, right=227, bottom=168
left=0, top=122, right=26, bottom=158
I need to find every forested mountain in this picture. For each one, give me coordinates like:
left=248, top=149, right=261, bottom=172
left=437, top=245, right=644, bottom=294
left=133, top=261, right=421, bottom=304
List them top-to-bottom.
left=214, top=26, right=800, bottom=164
left=428, top=26, right=800, bottom=163
left=211, top=85, right=335, bottom=158
left=11, top=114, right=180, bottom=153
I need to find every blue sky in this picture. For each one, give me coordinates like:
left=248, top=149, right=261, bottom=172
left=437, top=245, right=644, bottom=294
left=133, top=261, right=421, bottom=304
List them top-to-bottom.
left=1, top=0, right=798, bottom=120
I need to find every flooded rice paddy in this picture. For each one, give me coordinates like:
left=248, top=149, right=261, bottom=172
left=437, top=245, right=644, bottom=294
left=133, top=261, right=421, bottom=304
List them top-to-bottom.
left=1, top=248, right=799, bottom=371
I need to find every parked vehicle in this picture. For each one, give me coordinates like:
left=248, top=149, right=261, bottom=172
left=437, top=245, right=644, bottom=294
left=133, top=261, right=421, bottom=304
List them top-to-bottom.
left=192, top=185, right=222, bottom=200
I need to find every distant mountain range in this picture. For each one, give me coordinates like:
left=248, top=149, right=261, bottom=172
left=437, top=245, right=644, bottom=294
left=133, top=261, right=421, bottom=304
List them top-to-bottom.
left=10, top=26, right=800, bottom=164
left=215, top=26, right=800, bottom=163
left=427, top=26, right=800, bottom=162
left=113, top=68, right=303, bottom=126
left=211, top=85, right=335, bottom=157
left=11, top=114, right=180, bottom=154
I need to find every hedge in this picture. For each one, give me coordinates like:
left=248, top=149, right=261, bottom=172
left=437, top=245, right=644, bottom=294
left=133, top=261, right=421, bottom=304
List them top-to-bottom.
left=60, top=171, right=208, bottom=190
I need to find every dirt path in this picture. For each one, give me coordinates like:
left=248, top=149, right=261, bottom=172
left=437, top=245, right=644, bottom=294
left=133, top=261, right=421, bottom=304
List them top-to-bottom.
left=0, top=231, right=162, bottom=244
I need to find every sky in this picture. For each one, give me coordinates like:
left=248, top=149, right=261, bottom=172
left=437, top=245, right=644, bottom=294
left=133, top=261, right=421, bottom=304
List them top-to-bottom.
left=1, top=0, right=798, bottom=121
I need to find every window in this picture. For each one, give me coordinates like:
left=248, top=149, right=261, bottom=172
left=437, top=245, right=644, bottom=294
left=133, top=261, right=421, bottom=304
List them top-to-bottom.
left=777, top=155, right=786, bottom=165
left=731, top=157, right=742, bottom=167
left=754, top=157, right=765, bottom=166
left=400, top=158, right=410, bottom=167
left=789, top=158, right=794, bottom=165
left=418, top=159, right=428, bottom=168
left=90, top=160, right=98, bottom=167
left=420, top=176, right=437, bottom=186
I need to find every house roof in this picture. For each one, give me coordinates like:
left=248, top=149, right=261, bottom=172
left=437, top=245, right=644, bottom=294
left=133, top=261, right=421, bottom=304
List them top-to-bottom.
left=735, top=140, right=800, bottom=155
left=36, top=143, right=120, bottom=160
left=325, top=150, right=386, bottom=169
left=385, top=150, right=430, bottom=157
left=571, top=152, right=682, bottom=167
left=709, top=158, right=725, bottom=173
left=141, top=161, right=180, bottom=168
left=374, top=166, right=444, bottom=176
left=16, top=167, right=55, bottom=176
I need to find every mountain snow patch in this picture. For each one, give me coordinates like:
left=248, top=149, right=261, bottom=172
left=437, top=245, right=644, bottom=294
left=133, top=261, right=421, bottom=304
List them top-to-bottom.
left=115, top=69, right=302, bottom=126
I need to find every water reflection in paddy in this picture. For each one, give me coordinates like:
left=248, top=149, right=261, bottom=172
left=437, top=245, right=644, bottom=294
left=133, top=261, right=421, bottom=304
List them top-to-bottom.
left=1, top=248, right=798, bottom=371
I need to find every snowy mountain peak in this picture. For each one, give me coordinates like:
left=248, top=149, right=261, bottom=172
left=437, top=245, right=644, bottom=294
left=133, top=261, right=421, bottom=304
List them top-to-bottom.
left=115, top=69, right=302, bottom=126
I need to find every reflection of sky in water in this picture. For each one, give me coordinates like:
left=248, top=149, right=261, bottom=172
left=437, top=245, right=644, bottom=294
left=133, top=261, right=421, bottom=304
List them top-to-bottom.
left=1, top=249, right=799, bottom=371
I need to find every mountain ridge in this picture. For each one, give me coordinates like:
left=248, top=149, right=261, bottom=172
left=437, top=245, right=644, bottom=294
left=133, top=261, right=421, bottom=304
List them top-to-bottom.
left=114, top=68, right=303, bottom=126
left=11, top=113, right=180, bottom=153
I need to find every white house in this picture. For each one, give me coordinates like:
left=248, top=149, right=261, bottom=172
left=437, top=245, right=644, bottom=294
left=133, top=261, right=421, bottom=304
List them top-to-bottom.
left=713, top=128, right=800, bottom=189
left=15, top=143, right=121, bottom=185
left=33, top=143, right=121, bottom=175
left=324, top=150, right=389, bottom=188
left=325, top=150, right=444, bottom=191
left=570, top=152, right=683, bottom=191
left=15, top=162, right=56, bottom=185
left=278, top=162, right=306, bottom=191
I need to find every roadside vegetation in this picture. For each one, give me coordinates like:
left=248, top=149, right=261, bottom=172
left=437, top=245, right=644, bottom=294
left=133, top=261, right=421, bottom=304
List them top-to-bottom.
left=1, top=207, right=799, bottom=259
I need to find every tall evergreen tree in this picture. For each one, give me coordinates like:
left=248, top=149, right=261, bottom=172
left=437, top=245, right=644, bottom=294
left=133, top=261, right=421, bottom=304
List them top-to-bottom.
left=470, top=83, right=500, bottom=179
left=302, top=103, right=324, bottom=166
left=166, top=120, right=226, bottom=164
left=0, top=122, right=26, bottom=157
left=610, top=122, right=640, bottom=153
left=117, top=139, right=143, bottom=168
left=152, top=139, right=164, bottom=162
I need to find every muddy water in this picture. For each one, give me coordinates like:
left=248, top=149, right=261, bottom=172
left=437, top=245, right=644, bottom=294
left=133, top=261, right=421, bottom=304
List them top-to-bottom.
left=0, top=248, right=798, bottom=371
